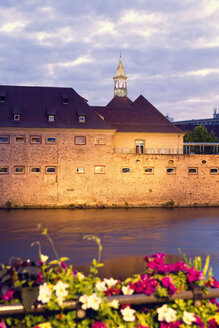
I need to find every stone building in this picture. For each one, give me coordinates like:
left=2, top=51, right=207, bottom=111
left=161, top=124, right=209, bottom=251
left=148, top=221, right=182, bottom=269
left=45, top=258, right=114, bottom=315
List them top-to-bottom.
left=0, top=58, right=218, bottom=207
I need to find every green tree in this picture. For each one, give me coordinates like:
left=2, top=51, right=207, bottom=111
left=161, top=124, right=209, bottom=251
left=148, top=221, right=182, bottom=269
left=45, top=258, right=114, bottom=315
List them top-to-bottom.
left=184, top=125, right=218, bottom=142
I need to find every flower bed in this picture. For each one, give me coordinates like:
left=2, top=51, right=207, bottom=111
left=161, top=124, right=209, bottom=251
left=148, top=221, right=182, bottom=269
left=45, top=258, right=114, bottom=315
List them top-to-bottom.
left=0, top=230, right=219, bottom=328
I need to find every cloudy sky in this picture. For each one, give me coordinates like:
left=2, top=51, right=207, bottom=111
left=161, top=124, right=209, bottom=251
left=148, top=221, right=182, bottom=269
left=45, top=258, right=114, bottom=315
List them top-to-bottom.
left=0, top=0, right=219, bottom=121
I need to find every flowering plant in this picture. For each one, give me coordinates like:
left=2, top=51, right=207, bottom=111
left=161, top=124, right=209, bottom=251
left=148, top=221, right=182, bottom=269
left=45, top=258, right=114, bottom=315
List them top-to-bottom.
left=0, top=227, right=218, bottom=328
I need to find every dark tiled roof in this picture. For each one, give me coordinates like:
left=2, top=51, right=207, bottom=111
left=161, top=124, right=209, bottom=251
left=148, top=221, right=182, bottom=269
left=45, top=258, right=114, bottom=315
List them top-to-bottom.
left=0, top=85, right=112, bottom=130
left=92, top=95, right=184, bottom=133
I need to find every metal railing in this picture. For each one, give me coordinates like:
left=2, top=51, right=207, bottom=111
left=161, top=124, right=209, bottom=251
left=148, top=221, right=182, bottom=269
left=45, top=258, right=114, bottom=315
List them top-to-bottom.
left=114, top=148, right=184, bottom=155
left=1, top=288, right=218, bottom=317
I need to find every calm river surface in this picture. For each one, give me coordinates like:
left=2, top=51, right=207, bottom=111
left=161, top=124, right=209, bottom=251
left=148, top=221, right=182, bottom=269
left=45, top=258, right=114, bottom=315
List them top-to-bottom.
left=0, top=208, right=218, bottom=279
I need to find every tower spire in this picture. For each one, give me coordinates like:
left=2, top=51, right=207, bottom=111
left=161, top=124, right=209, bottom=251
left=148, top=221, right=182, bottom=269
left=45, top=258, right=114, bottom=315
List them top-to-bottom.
left=113, top=56, right=127, bottom=97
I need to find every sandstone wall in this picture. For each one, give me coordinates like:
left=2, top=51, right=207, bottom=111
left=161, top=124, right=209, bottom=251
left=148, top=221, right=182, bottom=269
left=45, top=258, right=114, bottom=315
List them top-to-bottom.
left=0, top=128, right=218, bottom=207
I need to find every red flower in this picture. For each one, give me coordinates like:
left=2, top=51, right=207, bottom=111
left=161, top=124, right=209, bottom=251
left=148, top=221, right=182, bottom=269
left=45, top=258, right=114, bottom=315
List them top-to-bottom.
left=186, top=267, right=203, bottom=283
left=1, top=290, right=14, bottom=301
left=208, top=318, right=219, bottom=328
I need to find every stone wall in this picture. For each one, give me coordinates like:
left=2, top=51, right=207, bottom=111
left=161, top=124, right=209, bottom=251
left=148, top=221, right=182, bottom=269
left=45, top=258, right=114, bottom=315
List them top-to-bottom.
left=0, top=128, right=219, bottom=207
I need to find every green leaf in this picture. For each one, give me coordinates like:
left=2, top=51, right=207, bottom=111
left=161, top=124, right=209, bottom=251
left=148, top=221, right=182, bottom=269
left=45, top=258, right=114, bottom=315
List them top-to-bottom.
left=42, top=228, right=48, bottom=235
left=59, top=257, right=70, bottom=262
left=21, top=286, right=39, bottom=312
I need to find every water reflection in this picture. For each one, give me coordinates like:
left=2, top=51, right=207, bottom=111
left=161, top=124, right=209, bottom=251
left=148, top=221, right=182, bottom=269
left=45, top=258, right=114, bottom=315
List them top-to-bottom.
left=0, top=208, right=218, bottom=279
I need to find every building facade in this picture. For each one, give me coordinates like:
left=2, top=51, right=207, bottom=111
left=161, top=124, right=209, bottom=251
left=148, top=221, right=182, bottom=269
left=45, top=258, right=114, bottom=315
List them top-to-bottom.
left=0, top=58, right=218, bottom=207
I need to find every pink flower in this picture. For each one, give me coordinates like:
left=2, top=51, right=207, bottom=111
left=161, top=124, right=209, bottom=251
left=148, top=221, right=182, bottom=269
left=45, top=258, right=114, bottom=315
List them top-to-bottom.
left=61, top=262, right=67, bottom=270
left=168, top=262, right=187, bottom=272
left=186, top=267, right=203, bottom=283
left=35, top=272, right=44, bottom=284
left=130, top=276, right=158, bottom=295
left=161, top=277, right=177, bottom=296
left=205, top=277, right=219, bottom=288
left=1, top=290, right=14, bottom=301
left=195, top=316, right=205, bottom=328
left=208, top=318, right=219, bottom=328
left=0, top=321, right=7, bottom=328
left=160, top=321, right=182, bottom=328
left=91, top=322, right=108, bottom=328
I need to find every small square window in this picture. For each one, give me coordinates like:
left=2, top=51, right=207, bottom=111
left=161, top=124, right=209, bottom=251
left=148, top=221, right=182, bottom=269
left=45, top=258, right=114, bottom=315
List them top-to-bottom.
left=14, top=114, right=20, bottom=121
left=48, top=115, right=55, bottom=122
left=79, top=115, right=86, bottom=123
left=0, top=136, right=9, bottom=143
left=15, top=136, right=25, bottom=143
left=30, top=136, right=41, bottom=144
left=75, top=136, right=86, bottom=145
left=46, top=137, right=56, bottom=144
left=95, top=137, right=105, bottom=145
left=14, top=166, right=25, bottom=174
left=94, top=166, right=105, bottom=174
left=0, top=167, right=9, bottom=174
left=31, top=167, right=41, bottom=173
left=46, top=167, right=56, bottom=174
left=144, top=167, right=154, bottom=175
left=167, top=167, right=176, bottom=175
left=76, top=168, right=85, bottom=173
left=122, top=168, right=130, bottom=174
left=188, top=168, right=198, bottom=175
left=210, top=168, right=218, bottom=175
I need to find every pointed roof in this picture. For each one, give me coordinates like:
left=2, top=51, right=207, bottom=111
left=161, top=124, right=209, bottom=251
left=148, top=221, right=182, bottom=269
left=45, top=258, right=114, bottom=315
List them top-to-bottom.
left=114, top=56, right=127, bottom=78
left=92, top=95, right=184, bottom=133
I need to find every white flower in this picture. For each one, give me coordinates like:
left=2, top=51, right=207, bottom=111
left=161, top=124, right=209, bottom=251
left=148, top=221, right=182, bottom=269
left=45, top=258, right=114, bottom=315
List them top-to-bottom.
left=40, top=254, right=49, bottom=263
left=77, top=272, right=85, bottom=280
left=103, top=278, right=118, bottom=288
left=53, top=280, right=69, bottom=305
left=95, top=280, right=107, bottom=292
left=38, top=282, right=52, bottom=304
left=122, top=285, right=134, bottom=295
left=79, top=293, right=102, bottom=311
left=108, top=299, right=119, bottom=309
left=157, top=304, right=177, bottom=323
left=121, top=306, right=136, bottom=322
left=182, top=311, right=196, bottom=325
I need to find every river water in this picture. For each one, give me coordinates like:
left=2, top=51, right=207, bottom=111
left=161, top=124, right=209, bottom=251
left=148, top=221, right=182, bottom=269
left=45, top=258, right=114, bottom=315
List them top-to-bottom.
left=0, top=208, right=218, bottom=280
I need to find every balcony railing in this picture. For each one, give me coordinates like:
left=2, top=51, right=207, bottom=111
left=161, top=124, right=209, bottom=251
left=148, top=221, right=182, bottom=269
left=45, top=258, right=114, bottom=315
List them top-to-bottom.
left=114, top=148, right=184, bottom=155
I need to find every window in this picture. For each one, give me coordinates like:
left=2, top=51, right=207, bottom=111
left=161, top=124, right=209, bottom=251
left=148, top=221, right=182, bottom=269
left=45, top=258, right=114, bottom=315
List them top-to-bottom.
left=13, top=114, right=20, bottom=121
left=48, top=115, right=55, bottom=122
left=79, top=115, right=86, bottom=123
left=0, top=136, right=9, bottom=143
left=15, top=136, right=25, bottom=143
left=30, top=136, right=41, bottom=144
left=75, top=136, right=86, bottom=145
left=46, top=137, right=56, bottom=144
left=94, top=137, right=105, bottom=145
left=136, top=140, right=144, bottom=154
left=14, top=166, right=25, bottom=174
left=94, top=166, right=105, bottom=174
left=0, top=167, right=9, bottom=174
left=31, top=167, right=41, bottom=173
left=46, top=167, right=56, bottom=174
left=144, top=167, right=154, bottom=175
left=166, top=167, right=176, bottom=175
left=76, top=168, right=85, bottom=173
left=122, top=168, right=130, bottom=174
left=188, top=168, right=198, bottom=175
left=210, top=168, right=218, bottom=175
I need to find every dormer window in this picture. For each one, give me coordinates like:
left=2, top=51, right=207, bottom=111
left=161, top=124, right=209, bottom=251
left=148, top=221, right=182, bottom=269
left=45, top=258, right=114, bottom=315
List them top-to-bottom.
left=0, top=90, right=6, bottom=102
left=62, top=92, right=68, bottom=104
left=47, top=109, right=56, bottom=122
left=14, top=114, right=20, bottom=121
left=48, top=115, right=55, bottom=122
left=79, top=115, right=86, bottom=123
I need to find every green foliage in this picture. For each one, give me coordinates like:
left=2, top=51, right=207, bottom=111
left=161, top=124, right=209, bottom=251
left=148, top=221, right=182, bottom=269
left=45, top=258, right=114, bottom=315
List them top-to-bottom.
left=184, top=125, right=218, bottom=142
